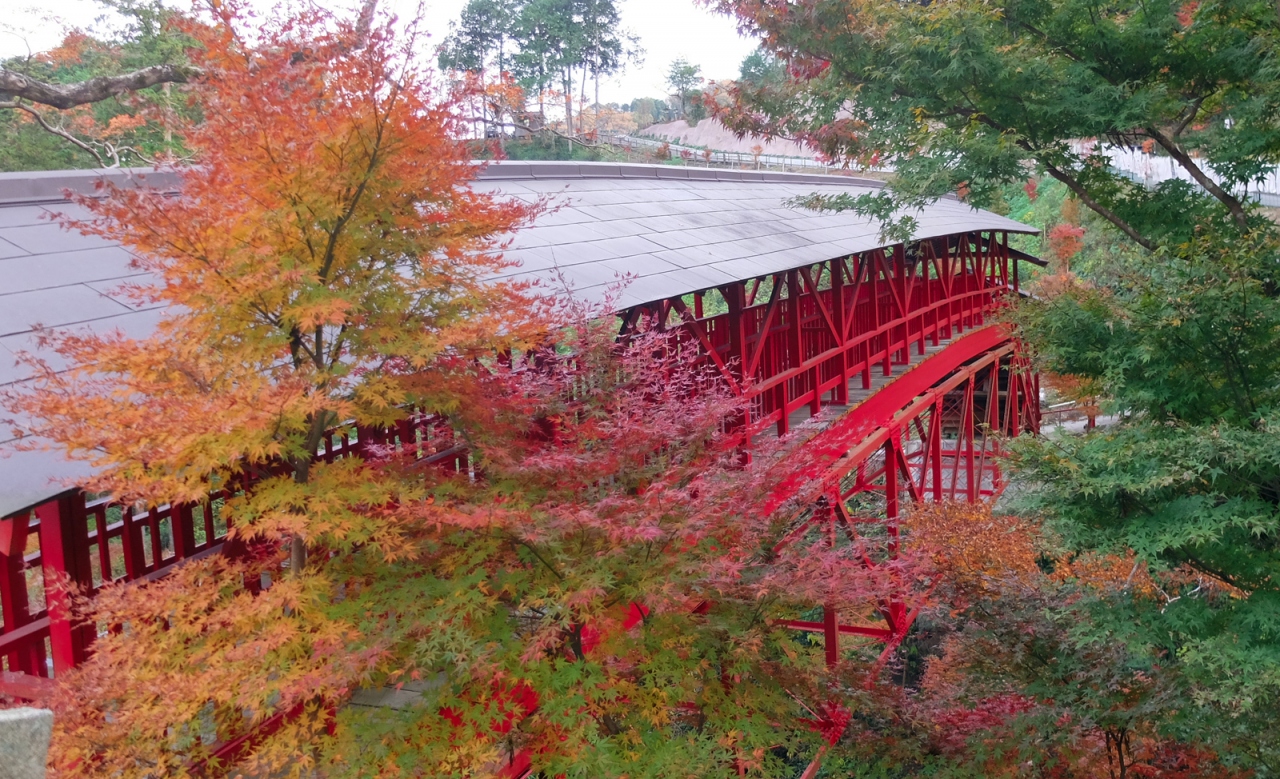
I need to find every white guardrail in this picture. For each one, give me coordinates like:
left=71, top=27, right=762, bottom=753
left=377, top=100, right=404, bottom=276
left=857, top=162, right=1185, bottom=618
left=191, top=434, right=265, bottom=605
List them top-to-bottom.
left=594, top=132, right=1280, bottom=205
left=606, top=133, right=846, bottom=173
left=1071, top=139, right=1280, bottom=207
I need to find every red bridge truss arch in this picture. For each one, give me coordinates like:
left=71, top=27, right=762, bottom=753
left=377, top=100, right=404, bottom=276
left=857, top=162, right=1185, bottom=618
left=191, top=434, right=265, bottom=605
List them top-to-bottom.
left=0, top=163, right=1042, bottom=772
left=619, top=228, right=1039, bottom=671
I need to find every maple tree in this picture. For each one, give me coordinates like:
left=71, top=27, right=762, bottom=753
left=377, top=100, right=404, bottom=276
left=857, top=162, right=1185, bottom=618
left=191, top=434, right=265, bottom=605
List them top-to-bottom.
left=707, top=0, right=1280, bottom=249
left=2, top=3, right=918, bottom=776
left=1004, top=230, right=1280, bottom=774
left=807, top=501, right=1249, bottom=779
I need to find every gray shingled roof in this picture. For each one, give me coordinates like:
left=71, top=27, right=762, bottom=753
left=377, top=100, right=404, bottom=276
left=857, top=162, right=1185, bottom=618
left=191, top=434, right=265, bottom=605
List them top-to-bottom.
left=0, top=161, right=1035, bottom=518
left=472, top=162, right=1035, bottom=310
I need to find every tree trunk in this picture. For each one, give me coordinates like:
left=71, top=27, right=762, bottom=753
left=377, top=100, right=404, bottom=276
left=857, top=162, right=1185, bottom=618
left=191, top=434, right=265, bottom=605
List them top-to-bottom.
left=497, top=41, right=506, bottom=151
left=479, top=68, right=487, bottom=139
left=563, top=72, right=574, bottom=137
left=162, top=81, right=172, bottom=154
left=286, top=410, right=333, bottom=578
left=289, top=456, right=311, bottom=577
left=290, top=536, right=306, bottom=575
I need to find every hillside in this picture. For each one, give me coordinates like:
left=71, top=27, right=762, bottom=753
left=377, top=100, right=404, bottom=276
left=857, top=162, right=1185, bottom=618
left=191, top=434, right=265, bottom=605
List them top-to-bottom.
left=636, top=118, right=818, bottom=159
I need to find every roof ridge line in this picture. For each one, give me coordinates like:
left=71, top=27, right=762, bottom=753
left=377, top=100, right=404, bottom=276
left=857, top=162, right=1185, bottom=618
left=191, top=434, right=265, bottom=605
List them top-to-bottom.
left=470, top=160, right=890, bottom=189
left=0, top=161, right=890, bottom=206
left=0, top=167, right=183, bottom=206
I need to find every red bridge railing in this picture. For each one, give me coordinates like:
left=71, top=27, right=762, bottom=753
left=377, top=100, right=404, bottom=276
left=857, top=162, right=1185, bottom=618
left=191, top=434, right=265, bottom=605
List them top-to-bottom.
left=621, top=231, right=1021, bottom=440
left=0, top=417, right=466, bottom=690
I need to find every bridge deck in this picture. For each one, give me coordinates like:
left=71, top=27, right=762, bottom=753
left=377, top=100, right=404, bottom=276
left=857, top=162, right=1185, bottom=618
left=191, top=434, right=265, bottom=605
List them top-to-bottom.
left=348, top=336, right=974, bottom=715
left=776, top=338, right=956, bottom=441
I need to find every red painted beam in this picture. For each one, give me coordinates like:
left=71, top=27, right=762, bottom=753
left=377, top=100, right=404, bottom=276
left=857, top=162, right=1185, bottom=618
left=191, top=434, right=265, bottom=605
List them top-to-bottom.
left=773, top=619, right=893, bottom=641
left=0, top=669, right=55, bottom=701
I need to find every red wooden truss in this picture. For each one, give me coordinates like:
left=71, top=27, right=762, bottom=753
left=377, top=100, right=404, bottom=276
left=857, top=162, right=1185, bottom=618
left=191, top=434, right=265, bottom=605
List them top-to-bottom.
left=611, top=230, right=1039, bottom=775
left=619, top=231, right=1024, bottom=441
left=771, top=335, right=1038, bottom=669
left=0, top=415, right=465, bottom=766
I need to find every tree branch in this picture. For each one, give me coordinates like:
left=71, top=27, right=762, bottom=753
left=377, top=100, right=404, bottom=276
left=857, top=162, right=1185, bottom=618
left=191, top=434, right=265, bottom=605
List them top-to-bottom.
left=0, top=64, right=199, bottom=110
left=1173, top=95, right=1208, bottom=138
left=0, top=101, right=108, bottom=165
left=505, top=120, right=612, bottom=150
left=1145, top=124, right=1251, bottom=230
left=1040, top=160, right=1159, bottom=251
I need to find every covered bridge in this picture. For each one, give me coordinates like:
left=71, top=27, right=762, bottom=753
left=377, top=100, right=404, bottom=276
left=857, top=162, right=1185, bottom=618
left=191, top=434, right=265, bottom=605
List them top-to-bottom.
left=0, top=162, right=1041, bottom=719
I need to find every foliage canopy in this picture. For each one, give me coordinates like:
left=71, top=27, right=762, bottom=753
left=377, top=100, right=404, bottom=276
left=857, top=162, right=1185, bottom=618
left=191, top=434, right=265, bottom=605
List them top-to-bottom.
left=710, top=0, right=1280, bottom=247
left=2, top=3, right=921, bottom=776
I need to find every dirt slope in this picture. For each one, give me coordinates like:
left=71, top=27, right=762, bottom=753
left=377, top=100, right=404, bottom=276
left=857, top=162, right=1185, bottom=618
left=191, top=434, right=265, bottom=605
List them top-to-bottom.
left=637, top=119, right=817, bottom=159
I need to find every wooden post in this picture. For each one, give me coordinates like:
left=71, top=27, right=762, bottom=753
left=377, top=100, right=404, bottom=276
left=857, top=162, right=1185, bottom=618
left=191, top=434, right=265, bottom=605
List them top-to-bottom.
left=832, top=257, right=849, bottom=405
left=782, top=270, right=803, bottom=434
left=722, top=282, right=753, bottom=454
left=36, top=495, right=91, bottom=674
left=0, top=513, right=34, bottom=674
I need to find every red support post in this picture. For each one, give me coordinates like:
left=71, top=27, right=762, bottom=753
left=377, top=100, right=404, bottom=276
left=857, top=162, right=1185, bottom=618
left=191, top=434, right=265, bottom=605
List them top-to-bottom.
left=894, top=246, right=907, bottom=365
left=859, top=254, right=873, bottom=390
left=832, top=257, right=849, bottom=405
left=779, top=270, right=803, bottom=434
left=722, top=282, right=752, bottom=449
left=964, top=378, right=978, bottom=502
left=930, top=399, right=944, bottom=502
left=883, top=437, right=905, bottom=634
left=35, top=495, right=91, bottom=674
left=0, top=513, right=34, bottom=674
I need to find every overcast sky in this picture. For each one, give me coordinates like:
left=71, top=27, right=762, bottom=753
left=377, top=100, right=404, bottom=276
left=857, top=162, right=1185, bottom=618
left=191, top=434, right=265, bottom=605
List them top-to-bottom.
left=1, top=0, right=761, bottom=103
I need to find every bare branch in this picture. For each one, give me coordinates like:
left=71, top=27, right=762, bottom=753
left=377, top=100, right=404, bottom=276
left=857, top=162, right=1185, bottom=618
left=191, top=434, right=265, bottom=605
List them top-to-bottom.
left=0, top=64, right=198, bottom=110
left=0, top=101, right=108, bottom=166
left=505, top=121, right=611, bottom=150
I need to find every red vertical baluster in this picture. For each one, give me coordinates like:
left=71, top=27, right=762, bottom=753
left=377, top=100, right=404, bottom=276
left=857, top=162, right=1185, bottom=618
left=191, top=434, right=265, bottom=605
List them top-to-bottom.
left=174, top=502, right=196, bottom=562
left=92, top=505, right=110, bottom=589
left=120, top=505, right=146, bottom=580
left=149, top=509, right=163, bottom=571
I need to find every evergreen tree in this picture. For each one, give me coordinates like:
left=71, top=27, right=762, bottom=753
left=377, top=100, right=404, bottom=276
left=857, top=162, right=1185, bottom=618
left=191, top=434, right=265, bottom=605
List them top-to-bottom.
left=0, top=0, right=195, bottom=170
left=437, top=0, right=519, bottom=75
left=511, top=0, right=582, bottom=133
left=665, top=57, right=701, bottom=120
left=1007, top=231, right=1280, bottom=772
